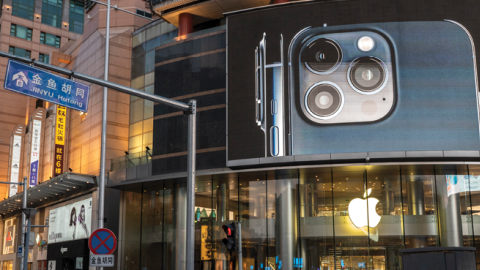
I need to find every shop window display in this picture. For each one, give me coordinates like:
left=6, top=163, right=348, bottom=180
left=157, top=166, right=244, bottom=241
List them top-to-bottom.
left=121, top=164, right=480, bottom=270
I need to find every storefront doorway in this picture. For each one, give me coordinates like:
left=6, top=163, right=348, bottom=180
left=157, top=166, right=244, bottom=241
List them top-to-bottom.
left=61, top=258, right=75, bottom=270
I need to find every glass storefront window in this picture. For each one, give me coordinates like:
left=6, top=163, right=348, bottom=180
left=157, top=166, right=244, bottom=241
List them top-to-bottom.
left=120, top=164, right=480, bottom=270
left=402, top=166, right=438, bottom=248
left=2, top=261, right=12, bottom=270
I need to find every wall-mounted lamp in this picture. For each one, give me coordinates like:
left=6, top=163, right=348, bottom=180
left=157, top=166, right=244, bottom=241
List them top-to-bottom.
left=125, top=151, right=129, bottom=155
left=68, top=168, right=73, bottom=172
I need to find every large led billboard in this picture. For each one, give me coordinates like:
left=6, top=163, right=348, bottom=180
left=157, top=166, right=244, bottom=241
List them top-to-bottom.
left=226, top=0, right=480, bottom=166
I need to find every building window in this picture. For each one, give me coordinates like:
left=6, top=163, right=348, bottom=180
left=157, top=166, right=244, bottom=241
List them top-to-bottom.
left=12, top=0, right=35, bottom=20
left=42, top=0, right=63, bottom=28
left=69, top=1, right=84, bottom=34
left=136, top=9, right=152, bottom=19
left=10, top=24, right=33, bottom=41
left=40, top=32, right=61, bottom=48
left=9, top=46, right=31, bottom=58
left=39, top=53, right=49, bottom=64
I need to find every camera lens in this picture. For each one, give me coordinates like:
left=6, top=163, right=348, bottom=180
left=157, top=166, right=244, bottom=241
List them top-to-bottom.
left=302, top=38, right=342, bottom=74
left=348, top=57, right=387, bottom=94
left=305, top=83, right=343, bottom=119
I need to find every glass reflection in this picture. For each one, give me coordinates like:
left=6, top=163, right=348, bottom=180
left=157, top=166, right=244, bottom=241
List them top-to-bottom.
left=120, top=164, right=480, bottom=270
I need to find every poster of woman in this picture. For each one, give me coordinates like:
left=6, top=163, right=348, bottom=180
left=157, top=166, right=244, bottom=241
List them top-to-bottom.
left=48, top=197, right=92, bottom=243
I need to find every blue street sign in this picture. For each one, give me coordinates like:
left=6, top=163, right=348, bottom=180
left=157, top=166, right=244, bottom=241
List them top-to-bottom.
left=4, top=60, right=90, bottom=112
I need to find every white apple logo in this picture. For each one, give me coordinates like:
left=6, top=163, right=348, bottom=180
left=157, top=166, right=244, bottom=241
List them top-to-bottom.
left=348, top=188, right=381, bottom=228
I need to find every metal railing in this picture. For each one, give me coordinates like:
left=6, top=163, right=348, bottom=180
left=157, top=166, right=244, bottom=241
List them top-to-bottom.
left=111, top=151, right=152, bottom=171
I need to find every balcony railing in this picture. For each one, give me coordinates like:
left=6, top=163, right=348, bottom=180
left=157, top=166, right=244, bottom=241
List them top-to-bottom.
left=111, top=151, right=152, bottom=171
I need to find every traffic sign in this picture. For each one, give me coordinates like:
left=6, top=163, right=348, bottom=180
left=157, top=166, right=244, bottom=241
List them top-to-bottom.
left=4, top=60, right=90, bottom=112
left=89, top=228, right=117, bottom=255
left=17, top=246, right=22, bottom=258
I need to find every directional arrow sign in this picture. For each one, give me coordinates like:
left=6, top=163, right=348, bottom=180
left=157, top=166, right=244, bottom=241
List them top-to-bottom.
left=4, top=60, right=90, bottom=112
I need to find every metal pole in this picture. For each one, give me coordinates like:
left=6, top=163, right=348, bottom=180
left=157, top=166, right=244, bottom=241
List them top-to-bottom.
left=98, top=0, right=111, bottom=269
left=0, top=51, right=190, bottom=111
left=186, top=100, right=196, bottom=270
left=20, top=176, right=27, bottom=270
left=23, top=216, right=31, bottom=270
left=237, top=222, right=242, bottom=270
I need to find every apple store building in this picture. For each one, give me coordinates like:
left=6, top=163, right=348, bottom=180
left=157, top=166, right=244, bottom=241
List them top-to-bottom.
left=115, top=1, right=480, bottom=269
left=117, top=164, right=480, bottom=270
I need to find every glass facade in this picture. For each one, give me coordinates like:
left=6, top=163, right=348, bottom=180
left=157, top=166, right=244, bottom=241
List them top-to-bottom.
left=12, top=0, right=34, bottom=20
left=41, top=0, right=63, bottom=28
left=69, top=1, right=84, bottom=34
left=127, top=21, right=177, bottom=155
left=10, top=24, right=32, bottom=41
left=40, top=32, right=61, bottom=48
left=121, top=164, right=480, bottom=270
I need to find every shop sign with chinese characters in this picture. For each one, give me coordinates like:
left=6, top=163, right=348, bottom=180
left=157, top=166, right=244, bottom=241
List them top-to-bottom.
left=4, top=60, right=90, bottom=112
left=53, top=105, right=66, bottom=177
left=30, top=120, right=42, bottom=186
left=90, top=255, right=114, bottom=267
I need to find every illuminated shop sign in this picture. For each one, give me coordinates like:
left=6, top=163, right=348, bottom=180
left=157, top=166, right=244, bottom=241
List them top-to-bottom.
left=227, top=3, right=480, bottom=165
left=53, top=105, right=67, bottom=177
left=30, top=119, right=42, bottom=186
left=9, top=135, right=22, bottom=197
left=348, top=188, right=381, bottom=242
left=348, top=188, right=381, bottom=229
left=48, top=197, right=92, bottom=243
left=3, top=218, right=15, bottom=254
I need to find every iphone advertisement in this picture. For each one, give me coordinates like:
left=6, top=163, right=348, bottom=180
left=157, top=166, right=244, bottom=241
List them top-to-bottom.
left=226, top=0, right=480, bottom=165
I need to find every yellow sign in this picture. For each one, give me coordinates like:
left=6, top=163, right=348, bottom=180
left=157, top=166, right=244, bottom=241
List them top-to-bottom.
left=53, top=106, right=66, bottom=176
left=54, top=106, right=66, bottom=145
left=200, top=225, right=212, bottom=261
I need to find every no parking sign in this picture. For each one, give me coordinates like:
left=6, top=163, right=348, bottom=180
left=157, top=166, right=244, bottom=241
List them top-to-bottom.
left=89, top=228, right=117, bottom=267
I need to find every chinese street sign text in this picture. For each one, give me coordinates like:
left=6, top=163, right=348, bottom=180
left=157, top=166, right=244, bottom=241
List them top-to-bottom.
left=4, top=60, right=89, bottom=112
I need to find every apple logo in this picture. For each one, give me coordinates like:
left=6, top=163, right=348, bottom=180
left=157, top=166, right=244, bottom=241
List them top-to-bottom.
left=348, top=188, right=381, bottom=228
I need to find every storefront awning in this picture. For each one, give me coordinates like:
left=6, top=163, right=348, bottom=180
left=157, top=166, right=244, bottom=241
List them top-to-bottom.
left=0, top=173, right=97, bottom=215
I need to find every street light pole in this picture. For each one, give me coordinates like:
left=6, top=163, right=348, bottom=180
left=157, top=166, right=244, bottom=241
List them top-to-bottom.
left=98, top=0, right=111, bottom=268
left=98, top=0, right=110, bottom=234
left=20, top=176, right=27, bottom=270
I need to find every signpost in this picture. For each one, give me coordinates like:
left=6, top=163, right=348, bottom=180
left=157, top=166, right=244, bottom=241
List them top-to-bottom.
left=0, top=51, right=197, bottom=270
left=4, top=60, right=90, bottom=112
left=89, top=228, right=116, bottom=267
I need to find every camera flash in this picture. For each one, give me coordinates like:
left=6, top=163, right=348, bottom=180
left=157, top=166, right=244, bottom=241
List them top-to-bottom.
left=358, top=36, right=375, bottom=52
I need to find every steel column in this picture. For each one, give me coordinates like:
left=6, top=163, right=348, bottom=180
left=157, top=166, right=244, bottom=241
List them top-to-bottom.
left=98, top=1, right=111, bottom=269
left=186, top=100, right=196, bottom=270
left=20, top=176, right=27, bottom=270
left=175, top=184, right=187, bottom=270
left=23, top=216, right=30, bottom=270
